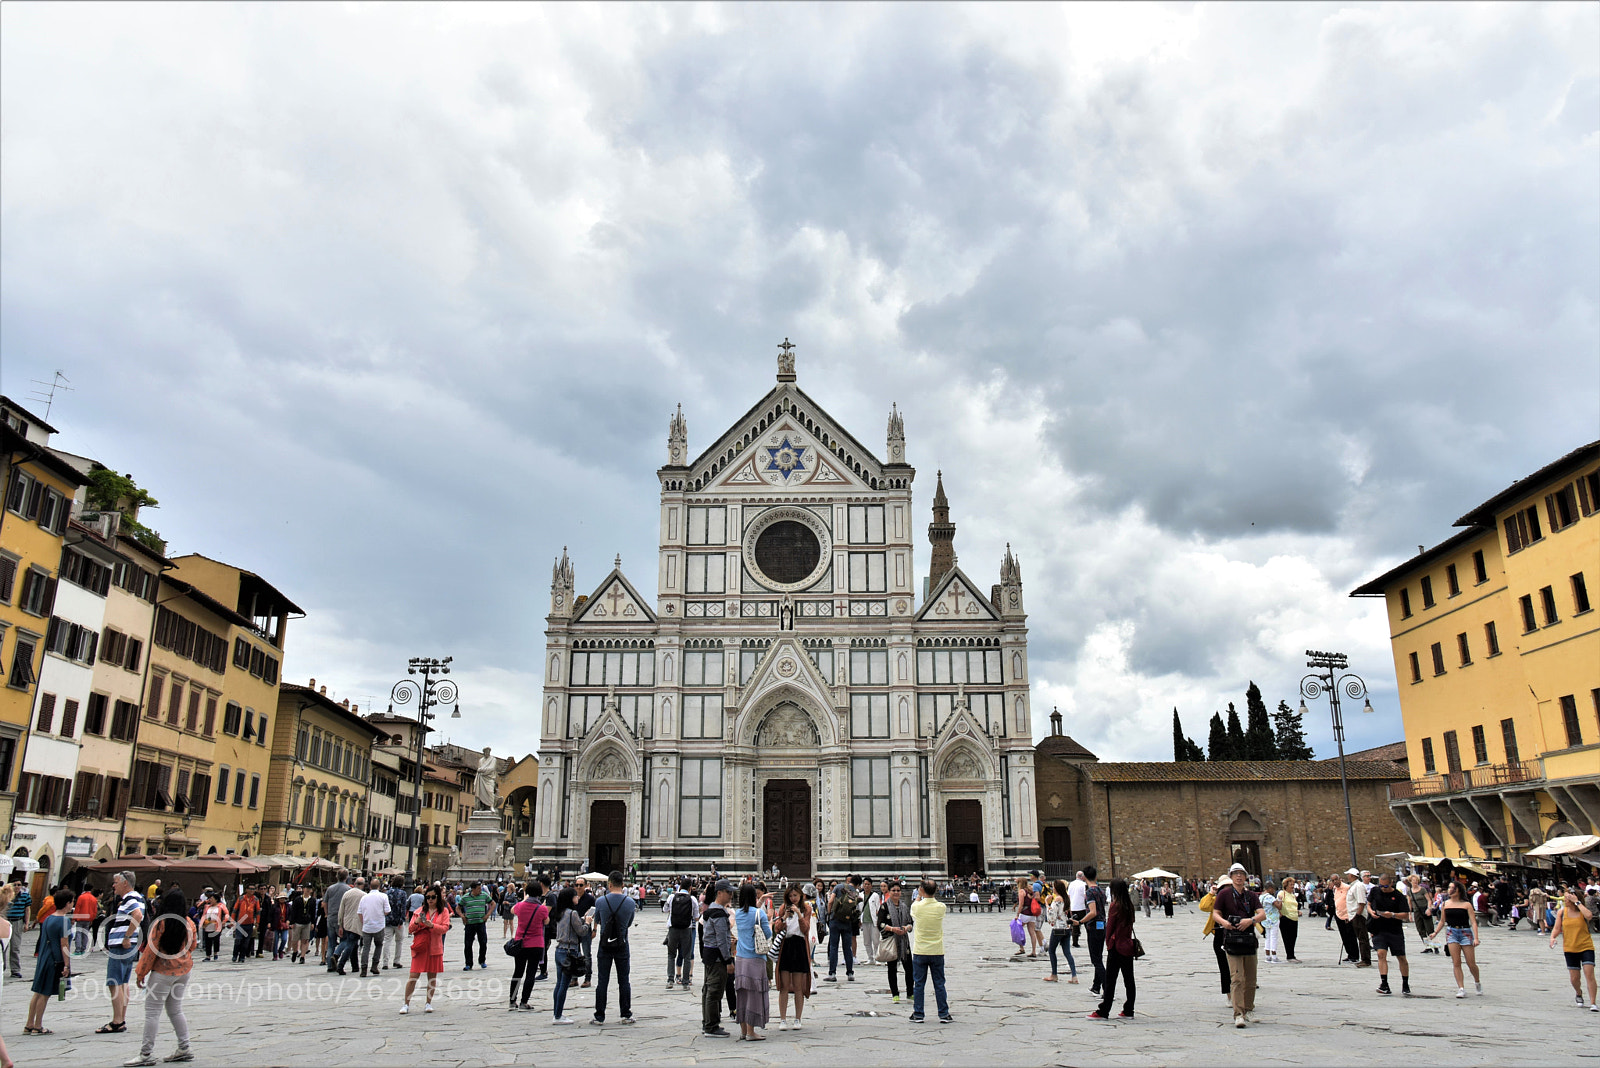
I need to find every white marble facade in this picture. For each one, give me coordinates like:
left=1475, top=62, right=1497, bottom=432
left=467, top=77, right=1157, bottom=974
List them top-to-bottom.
left=529, top=348, right=1039, bottom=880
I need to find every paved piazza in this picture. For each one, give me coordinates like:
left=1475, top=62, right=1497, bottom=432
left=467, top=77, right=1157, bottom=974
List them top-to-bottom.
left=13, top=907, right=1596, bottom=1066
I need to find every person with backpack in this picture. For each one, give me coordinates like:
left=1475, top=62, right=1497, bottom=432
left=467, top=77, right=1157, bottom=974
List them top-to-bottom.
left=590, top=871, right=636, bottom=1026
left=824, top=875, right=862, bottom=983
left=665, top=878, right=699, bottom=990
left=383, top=880, right=409, bottom=970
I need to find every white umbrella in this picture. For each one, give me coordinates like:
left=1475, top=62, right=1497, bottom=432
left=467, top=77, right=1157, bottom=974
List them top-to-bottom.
left=1525, top=834, right=1600, bottom=857
left=1131, top=868, right=1180, bottom=880
left=579, top=871, right=610, bottom=883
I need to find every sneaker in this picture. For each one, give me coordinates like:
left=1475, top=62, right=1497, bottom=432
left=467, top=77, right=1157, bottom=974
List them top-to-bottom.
left=464, top=964, right=473, bottom=971
left=847, top=973, right=856, bottom=982
left=824, top=974, right=838, bottom=982
left=667, top=981, right=677, bottom=990
left=1474, top=982, right=1482, bottom=995
left=1377, top=985, right=1391, bottom=996
left=1456, top=988, right=1466, bottom=999
left=892, top=994, right=901, bottom=1003
left=423, top=1002, right=433, bottom=1013
left=519, top=1003, right=534, bottom=1011
left=1589, top=1003, right=1599, bottom=1013
left=399, top=1004, right=410, bottom=1015
left=1117, top=1010, right=1134, bottom=1019
left=908, top=1014, right=925, bottom=1023
left=1234, top=1014, right=1246, bottom=1028
left=938, top=1015, right=953, bottom=1024
left=619, top=1016, right=635, bottom=1025
left=553, top=1017, right=575, bottom=1026
left=590, top=1017, right=604, bottom=1026
left=777, top=1020, right=789, bottom=1031
left=791, top=1021, right=803, bottom=1031
left=703, top=1027, right=730, bottom=1037
left=163, top=1050, right=195, bottom=1064
left=124, top=1058, right=158, bottom=1067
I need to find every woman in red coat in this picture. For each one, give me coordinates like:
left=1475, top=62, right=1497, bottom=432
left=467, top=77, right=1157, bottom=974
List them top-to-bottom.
left=401, top=886, right=452, bottom=1014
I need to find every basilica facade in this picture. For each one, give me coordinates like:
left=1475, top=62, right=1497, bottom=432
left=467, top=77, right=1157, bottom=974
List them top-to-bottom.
left=527, top=346, right=1041, bottom=880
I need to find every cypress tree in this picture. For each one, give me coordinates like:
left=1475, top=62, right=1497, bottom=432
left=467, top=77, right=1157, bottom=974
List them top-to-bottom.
left=1244, top=682, right=1277, bottom=759
left=1273, top=699, right=1316, bottom=760
left=1225, top=703, right=1246, bottom=758
left=1173, top=708, right=1204, bottom=762
left=1207, top=712, right=1229, bottom=761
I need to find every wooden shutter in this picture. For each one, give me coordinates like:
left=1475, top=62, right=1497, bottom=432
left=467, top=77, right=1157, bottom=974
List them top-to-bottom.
left=0, top=556, right=15, bottom=602
left=146, top=675, right=164, bottom=719
left=167, top=682, right=183, bottom=724
left=35, top=692, right=55, bottom=732
left=203, top=696, right=217, bottom=737
left=59, top=699, right=78, bottom=738
left=130, top=760, right=150, bottom=809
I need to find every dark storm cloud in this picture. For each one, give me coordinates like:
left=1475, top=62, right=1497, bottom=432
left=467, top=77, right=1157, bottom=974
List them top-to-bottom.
left=1, top=3, right=1594, bottom=758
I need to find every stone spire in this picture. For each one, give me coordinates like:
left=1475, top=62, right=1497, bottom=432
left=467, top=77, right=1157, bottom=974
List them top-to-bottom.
left=776, top=337, right=797, bottom=382
left=667, top=403, right=687, bottom=466
left=886, top=403, right=905, bottom=464
left=927, top=470, right=956, bottom=591
left=551, top=546, right=574, bottom=616
left=1050, top=706, right=1063, bottom=736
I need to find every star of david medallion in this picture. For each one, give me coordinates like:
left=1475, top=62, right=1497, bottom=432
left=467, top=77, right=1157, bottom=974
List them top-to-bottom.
left=763, top=436, right=808, bottom=482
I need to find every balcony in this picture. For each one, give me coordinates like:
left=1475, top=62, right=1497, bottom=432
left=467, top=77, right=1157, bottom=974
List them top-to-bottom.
left=1388, top=761, right=1541, bottom=801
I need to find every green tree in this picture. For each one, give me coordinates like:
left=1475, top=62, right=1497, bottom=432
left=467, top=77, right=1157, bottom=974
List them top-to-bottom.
left=85, top=468, right=165, bottom=553
left=1244, top=682, right=1277, bottom=759
left=1273, top=699, right=1316, bottom=760
left=1225, top=703, right=1246, bottom=758
left=1173, top=708, right=1205, bottom=762
left=1207, top=712, right=1229, bottom=761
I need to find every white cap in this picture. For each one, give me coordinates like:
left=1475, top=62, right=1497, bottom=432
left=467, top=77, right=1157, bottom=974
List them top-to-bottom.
left=1228, top=862, right=1247, bottom=874
left=1345, top=867, right=1360, bottom=876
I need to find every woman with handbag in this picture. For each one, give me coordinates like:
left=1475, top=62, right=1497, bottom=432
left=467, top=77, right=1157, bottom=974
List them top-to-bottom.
left=1212, top=862, right=1265, bottom=1028
left=1086, top=879, right=1136, bottom=1020
left=1042, top=880, right=1078, bottom=983
left=507, top=881, right=548, bottom=1011
left=877, top=881, right=914, bottom=1003
left=733, top=883, right=773, bottom=1041
left=774, top=884, right=813, bottom=1030
left=400, top=886, right=451, bottom=1016
left=549, top=887, right=591, bottom=1025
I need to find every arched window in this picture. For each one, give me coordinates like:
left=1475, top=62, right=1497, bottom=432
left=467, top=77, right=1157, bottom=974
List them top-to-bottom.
left=1012, top=651, right=1024, bottom=680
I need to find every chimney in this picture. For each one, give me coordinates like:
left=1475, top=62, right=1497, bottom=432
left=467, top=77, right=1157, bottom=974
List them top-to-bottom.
left=309, top=677, right=316, bottom=690
left=320, top=686, right=327, bottom=696
left=341, top=699, right=349, bottom=709
left=352, top=704, right=358, bottom=714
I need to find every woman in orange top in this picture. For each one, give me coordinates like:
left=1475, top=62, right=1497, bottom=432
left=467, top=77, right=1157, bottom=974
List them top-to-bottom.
left=401, top=886, right=451, bottom=1015
left=1550, top=886, right=1597, bottom=1011
left=131, top=888, right=197, bottom=1066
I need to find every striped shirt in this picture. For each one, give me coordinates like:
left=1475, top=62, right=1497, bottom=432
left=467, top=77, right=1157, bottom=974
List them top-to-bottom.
left=105, top=890, right=146, bottom=951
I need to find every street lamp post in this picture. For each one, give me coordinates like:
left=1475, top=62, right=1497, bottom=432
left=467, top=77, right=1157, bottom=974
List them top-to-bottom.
left=1299, top=649, right=1375, bottom=870
left=389, top=657, right=460, bottom=879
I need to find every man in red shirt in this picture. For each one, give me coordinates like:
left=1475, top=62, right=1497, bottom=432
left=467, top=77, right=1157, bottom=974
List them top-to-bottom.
left=72, top=886, right=99, bottom=950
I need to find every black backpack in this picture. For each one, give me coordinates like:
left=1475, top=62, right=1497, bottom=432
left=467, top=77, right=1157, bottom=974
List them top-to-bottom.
left=670, top=891, right=693, bottom=929
left=598, top=896, right=626, bottom=950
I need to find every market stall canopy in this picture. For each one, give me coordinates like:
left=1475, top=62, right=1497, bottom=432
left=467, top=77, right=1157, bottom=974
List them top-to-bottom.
left=1525, top=834, right=1600, bottom=857
left=0, top=856, right=40, bottom=876
left=1131, top=868, right=1181, bottom=880
left=579, top=871, right=610, bottom=883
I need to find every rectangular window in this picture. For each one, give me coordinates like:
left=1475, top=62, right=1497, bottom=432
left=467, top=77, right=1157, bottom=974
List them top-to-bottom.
left=1580, top=471, right=1600, bottom=516
left=846, top=505, right=886, bottom=544
left=1504, top=505, right=1542, bottom=553
left=686, top=506, right=727, bottom=546
left=1472, top=549, right=1488, bottom=584
left=0, top=553, right=16, bottom=603
left=848, top=553, right=886, bottom=592
left=685, top=554, right=725, bottom=594
left=1445, top=564, right=1460, bottom=597
left=17, top=568, right=53, bottom=616
left=1572, top=573, right=1591, bottom=614
left=1420, top=576, right=1435, bottom=608
left=1540, top=585, right=1559, bottom=625
left=1398, top=588, right=1412, bottom=618
left=1520, top=595, right=1537, bottom=632
left=1484, top=621, right=1500, bottom=656
left=1456, top=632, right=1472, bottom=666
left=6, top=634, right=36, bottom=691
left=124, top=638, right=142, bottom=673
left=1430, top=642, right=1446, bottom=676
left=805, top=644, right=834, bottom=682
left=739, top=646, right=766, bottom=684
left=682, top=648, right=724, bottom=687
left=850, top=648, right=888, bottom=685
left=569, top=649, right=654, bottom=687
left=1408, top=651, right=1421, bottom=683
left=166, top=681, right=183, bottom=725
left=185, top=690, right=201, bottom=732
left=35, top=692, right=55, bottom=733
left=849, top=693, right=890, bottom=738
left=83, top=694, right=107, bottom=736
left=565, top=694, right=603, bottom=737
left=681, top=694, right=724, bottom=739
left=1560, top=694, right=1582, bottom=748
left=203, top=696, right=216, bottom=737
left=109, top=699, right=138, bottom=741
left=223, top=702, right=243, bottom=735
left=1500, top=719, right=1519, bottom=764
left=1471, top=725, right=1488, bottom=765
left=1442, top=730, right=1462, bottom=775
left=1420, top=737, right=1436, bottom=775
left=1000, top=754, right=1013, bottom=836
left=678, top=757, right=722, bottom=838
left=850, top=757, right=891, bottom=837
left=216, top=768, right=230, bottom=803
left=233, top=773, right=246, bottom=806
left=248, top=774, right=260, bottom=809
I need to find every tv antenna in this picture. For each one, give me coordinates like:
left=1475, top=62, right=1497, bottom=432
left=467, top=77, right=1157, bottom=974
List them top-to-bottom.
left=28, top=371, right=73, bottom=420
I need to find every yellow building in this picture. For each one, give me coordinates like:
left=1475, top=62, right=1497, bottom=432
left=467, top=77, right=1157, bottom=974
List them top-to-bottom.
left=0, top=398, right=86, bottom=853
left=1353, top=440, right=1600, bottom=862
left=121, top=556, right=298, bottom=858
left=263, top=681, right=377, bottom=868
left=418, top=760, right=459, bottom=883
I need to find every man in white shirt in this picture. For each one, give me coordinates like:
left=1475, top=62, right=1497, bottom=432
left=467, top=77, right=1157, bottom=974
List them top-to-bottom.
left=1346, top=869, right=1372, bottom=968
left=1068, top=871, right=1089, bottom=947
left=357, top=876, right=392, bottom=978
left=862, top=879, right=883, bottom=963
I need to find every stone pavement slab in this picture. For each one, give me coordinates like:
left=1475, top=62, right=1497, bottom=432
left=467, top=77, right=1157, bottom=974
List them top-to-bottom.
left=7, top=906, right=1595, bottom=1065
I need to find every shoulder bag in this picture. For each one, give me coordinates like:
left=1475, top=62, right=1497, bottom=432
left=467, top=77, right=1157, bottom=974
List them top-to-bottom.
left=750, top=910, right=771, bottom=956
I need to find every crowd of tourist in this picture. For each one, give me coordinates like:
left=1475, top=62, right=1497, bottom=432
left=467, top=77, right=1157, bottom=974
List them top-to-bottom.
left=1, top=860, right=1596, bottom=1056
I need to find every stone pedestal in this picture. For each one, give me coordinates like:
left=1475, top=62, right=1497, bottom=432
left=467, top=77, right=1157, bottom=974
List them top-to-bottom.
left=444, top=809, right=510, bottom=884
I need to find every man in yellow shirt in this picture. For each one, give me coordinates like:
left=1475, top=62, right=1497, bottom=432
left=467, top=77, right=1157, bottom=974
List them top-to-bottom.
left=908, top=880, right=951, bottom=1024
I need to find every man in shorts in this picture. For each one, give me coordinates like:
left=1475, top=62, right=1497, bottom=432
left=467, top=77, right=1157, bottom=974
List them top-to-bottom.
left=1367, top=870, right=1412, bottom=996
left=101, top=871, right=145, bottom=1034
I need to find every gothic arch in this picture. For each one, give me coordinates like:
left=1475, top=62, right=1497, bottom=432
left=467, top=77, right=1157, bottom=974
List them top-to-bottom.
left=735, top=684, right=839, bottom=748
left=752, top=702, right=822, bottom=748
left=582, top=741, right=636, bottom=782
left=937, top=741, right=993, bottom=782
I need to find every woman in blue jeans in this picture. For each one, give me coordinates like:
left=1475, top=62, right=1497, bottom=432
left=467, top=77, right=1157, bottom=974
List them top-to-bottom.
left=1042, top=880, right=1078, bottom=983
left=550, top=888, right=591, bottom=1025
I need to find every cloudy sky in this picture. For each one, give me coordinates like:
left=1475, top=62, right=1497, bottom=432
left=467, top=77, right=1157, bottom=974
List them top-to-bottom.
left=3, top=2, right=1595, bottom=763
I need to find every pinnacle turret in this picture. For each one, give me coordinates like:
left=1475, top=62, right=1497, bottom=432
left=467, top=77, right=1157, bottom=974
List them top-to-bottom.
left=927, top=470, right=956, bottom=593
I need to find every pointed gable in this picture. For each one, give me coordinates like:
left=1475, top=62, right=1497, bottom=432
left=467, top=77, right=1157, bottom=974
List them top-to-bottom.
left=687, top=384, right=889, bottom=493
left=915, top=565, right=1000, bottom=622
left=575, top=568, right=658, bottom=624
left=740, top=637, right=837, bottom=712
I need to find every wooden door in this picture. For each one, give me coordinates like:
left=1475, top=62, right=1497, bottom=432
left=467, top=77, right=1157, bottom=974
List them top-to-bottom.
left=762, top=779, right=812, bottom=878
left=946, top=799, right=984, bottom=876
left=588, top=800, right=626, bottom=875
left=1041, top=825, right=1072, bottom=864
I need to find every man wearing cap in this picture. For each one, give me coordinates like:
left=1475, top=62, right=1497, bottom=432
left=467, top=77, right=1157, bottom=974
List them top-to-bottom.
left=1213, top=862, right=1265, bottom=1028
left=1348, top=870, right=1373, bottom=967
left=1368, top=871, right=1412, bottom=995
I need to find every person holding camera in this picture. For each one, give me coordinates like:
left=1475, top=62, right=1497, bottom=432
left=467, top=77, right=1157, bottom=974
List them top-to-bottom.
left=1212, top=862, right=1265, bottom=1029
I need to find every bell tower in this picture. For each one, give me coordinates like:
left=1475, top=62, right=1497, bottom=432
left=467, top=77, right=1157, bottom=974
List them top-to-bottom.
left=927, top=470, right=956, bottom=593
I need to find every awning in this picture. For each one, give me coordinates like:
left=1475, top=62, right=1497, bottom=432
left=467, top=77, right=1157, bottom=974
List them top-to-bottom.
left=1524, top=834, right=1600, bottom=857
left=1131, top=868, right=1180, bottom=879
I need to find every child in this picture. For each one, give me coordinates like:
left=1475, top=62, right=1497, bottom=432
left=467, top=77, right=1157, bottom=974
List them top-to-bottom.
left=1261, top=881, right=1282, bottom=963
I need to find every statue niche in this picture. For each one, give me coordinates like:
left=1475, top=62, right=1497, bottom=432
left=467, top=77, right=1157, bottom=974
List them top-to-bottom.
left=755, top=704, right=821, bottom=748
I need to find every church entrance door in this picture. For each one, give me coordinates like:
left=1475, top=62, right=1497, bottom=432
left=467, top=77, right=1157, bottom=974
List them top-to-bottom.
left=762, top=779, right=812, bottom=878
left=588, top=800, right=626, bottom=874
left=945, top=800, right=984, bottom=877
